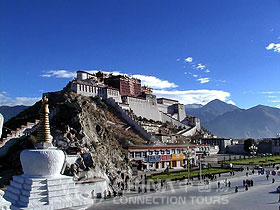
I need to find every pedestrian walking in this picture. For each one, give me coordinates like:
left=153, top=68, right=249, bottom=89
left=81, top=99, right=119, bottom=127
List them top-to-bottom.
left=266, top=174, right=270, bottom=180
left=273, top=178, right=275, bottom=183
left=243, top=180, right=246, bottom=187
left=228, top=181, right=231, bottom=188
left=217, top=182, right=220, bottom=189
left=245, top=185, right=248, bottom=191
left=235, top=186, right=238, bottom=193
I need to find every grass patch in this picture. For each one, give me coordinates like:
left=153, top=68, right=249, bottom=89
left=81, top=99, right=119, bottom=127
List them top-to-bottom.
left=224, top=155, right=280, bottom=166
left=147, top=168, right=231, bottom=182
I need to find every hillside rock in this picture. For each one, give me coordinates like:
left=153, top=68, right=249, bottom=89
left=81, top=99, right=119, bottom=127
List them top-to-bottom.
left=0, top=90, right=146, bottom=188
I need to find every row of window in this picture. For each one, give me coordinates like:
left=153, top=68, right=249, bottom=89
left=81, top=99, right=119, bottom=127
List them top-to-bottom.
left=77, top=84, right=108, bottom=95
left=78, top=84, right=97, bottom=93
left=107, top=89, right=119, bottom=96
left=274, top=141, right=280, bottom=146
left=130, top=147, right=210, bottom=158
left=130, top=149, right=195, bottom=158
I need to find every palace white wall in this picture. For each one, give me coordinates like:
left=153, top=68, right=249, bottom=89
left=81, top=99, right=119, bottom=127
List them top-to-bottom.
left=126, top=97, right=162, bottom=122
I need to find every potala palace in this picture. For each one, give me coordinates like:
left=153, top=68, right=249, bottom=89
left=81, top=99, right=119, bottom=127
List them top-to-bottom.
left=68, top=70, right=200, bottom=136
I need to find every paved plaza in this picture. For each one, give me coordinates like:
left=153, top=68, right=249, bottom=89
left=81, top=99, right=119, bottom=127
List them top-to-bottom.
left=87, top=171, right=280, bottom=210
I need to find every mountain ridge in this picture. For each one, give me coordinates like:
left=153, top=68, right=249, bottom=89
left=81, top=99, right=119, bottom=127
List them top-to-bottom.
left=185, top=99, right=280, bottom=139
left=185, top=99, right=240, bottom=124
left=0, top=105, right=30, bottom=122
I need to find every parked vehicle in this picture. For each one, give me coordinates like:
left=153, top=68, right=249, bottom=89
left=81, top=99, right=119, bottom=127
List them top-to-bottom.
left=223, top=163, right=233, bottom=168
left=254, top=165, right=263, bottom=170
left=276, top=186, right=280, bottom=193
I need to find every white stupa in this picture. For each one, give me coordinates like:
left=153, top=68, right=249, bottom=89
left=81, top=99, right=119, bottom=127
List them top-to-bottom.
left=3, top=96, right=93, bottom=209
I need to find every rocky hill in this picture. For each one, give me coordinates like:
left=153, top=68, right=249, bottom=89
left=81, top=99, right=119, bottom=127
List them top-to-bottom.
left=0, top=89, right=146, bottom=187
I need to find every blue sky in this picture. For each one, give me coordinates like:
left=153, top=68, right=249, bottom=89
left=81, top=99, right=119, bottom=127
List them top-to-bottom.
left=0, top=0, right=280, bottom=108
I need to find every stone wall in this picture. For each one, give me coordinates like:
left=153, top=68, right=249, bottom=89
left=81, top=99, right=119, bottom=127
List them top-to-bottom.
left=125, top=96, right=161, bottom=122
left=106, top=98, right=152, bottom=141
left=160, top=111, right=188, bottom=128
left=0, top=120, right=39, bottom=158
left=179, top=126, right=197, bottom=137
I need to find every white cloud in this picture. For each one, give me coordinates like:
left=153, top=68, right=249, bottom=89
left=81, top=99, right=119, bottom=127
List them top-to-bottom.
left=266, top=43, right=280, bottom=53
left=184, top=57, right=193, bottom=63
left=197, top=63, right=206, bottom=70
left=41, top=69, right=177, bottom=89
left=205, top=69, right=210, bottom=73
left=41, top=70, right=76, bottom=78
left=132, top=74, right=178, bottom=89
left=193, top=74, right=198, bottom=78
left=197, top=78, right=210, bottom=84
left=153, top=89, right=233, bottom=105
left=260, top=91, right=280, bottom=94
left=0, top=92, right=40, bottom=106
left=267, top=95, right=277, bottom=98
left=227, top=100, right=236, bottom=105
left=269, top=100, right=280, bottom=103
left=276, top=105, right=280, bottom=109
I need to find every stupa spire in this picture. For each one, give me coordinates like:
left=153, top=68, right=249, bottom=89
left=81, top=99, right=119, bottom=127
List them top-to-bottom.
left=35, top=95, right=53, bottom=148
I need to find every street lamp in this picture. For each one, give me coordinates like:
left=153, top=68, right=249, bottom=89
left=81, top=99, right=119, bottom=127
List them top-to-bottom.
left=249, top=145, right=257, bottom=157
left=184, top=150, right=193, bottom=184
left=199, top=154, right=205, bottom=183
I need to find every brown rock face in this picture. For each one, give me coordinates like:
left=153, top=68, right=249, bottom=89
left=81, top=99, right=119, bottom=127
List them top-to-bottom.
left=0, top=89, right=146, bottom=188
left=43, top=90, right=146, bottom=185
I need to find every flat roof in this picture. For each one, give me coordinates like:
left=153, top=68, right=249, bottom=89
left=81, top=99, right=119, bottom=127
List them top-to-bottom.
left=77, top=70, right=96, bottom=76
left=157, top=98, right=179, bottom=102
left=201, top=138, right=232, bottom=140
left=128, top=144, right=208, bottom=151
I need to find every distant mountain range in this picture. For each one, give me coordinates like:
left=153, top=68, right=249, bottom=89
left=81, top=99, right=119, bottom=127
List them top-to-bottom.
left=185, top=99, right=280, bottom=139
left=186, top=99, right=239, bottom=124
left=1, top=100, right=280, bottom=139
left=0, top=105, right=29, bottom=122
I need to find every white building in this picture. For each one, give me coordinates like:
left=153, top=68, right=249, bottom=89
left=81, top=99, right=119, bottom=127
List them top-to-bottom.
left=69, top=71, right=188, bottom=127
left=200, top=138, right=233, bottom=153
left=128, top=144, right=216, bottom=170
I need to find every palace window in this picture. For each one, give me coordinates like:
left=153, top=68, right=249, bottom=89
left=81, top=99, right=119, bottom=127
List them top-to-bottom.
left=135, top=152, right=141, bottom=158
